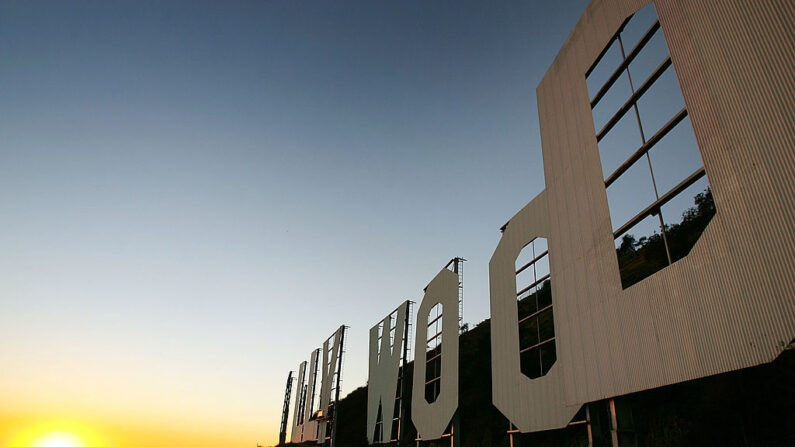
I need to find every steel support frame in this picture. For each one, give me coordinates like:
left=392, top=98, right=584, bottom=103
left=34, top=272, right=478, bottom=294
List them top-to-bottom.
left=279, top=371, right=294, bottom=445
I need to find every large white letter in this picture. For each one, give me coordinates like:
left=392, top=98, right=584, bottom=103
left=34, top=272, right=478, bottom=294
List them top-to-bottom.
left=489, top=191, right=575, bottom=431
left=411, top=268, right=459, bottom=440
left=367, top=302, right=409, bottom=444
left=317, top=326, right=345, bottom=441
left=299, top=349, right=320, bottom=442
left=290, top=361, right=307, bottom=443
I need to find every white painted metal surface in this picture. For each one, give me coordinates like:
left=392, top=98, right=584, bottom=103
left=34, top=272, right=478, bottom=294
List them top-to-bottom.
left=490, top=0, right=795, bottom=433
left=489, top=190, right=579, bottom=432
left=412, top=268, right=459, bottom=441
left=367, top=302, right=409, bottom=444
left=318, top=326, right=345, bottom=441
left=301, top=349, right=320, bottom=442
left=290, top=360, right=307, bottom=444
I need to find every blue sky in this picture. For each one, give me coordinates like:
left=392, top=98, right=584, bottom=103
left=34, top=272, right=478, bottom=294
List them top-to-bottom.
left=0, top=1, right=707, bottom=445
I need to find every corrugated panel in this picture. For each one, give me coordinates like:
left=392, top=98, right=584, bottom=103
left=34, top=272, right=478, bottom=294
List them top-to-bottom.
left=494, top=0, right=795, bottom=432
left=490, top=190, right=581, bottom=432
left=411, top=268, right=459, bottom=440
left=367, top=302, right=409, bottom=444
left=317, top=326, right=344, bottom=440
left=301, top=349, right=320, bottom=442
left=290, top=361, right=307, bottom=443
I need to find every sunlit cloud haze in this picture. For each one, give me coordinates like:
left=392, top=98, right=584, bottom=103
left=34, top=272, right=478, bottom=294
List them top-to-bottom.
left=0, top=1, right=590, bottom=445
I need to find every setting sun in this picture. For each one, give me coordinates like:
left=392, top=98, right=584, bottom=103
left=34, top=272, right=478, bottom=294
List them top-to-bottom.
left=0, top=418, right=108, bottom=447
left=31, top=432, right=86, bottom=447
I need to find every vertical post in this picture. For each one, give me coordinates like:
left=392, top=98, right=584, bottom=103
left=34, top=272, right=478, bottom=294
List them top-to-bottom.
left=451, top=258, right=463, bottom=447
left=453, top=258, right=464, bottom=331
left=456, top=259, right=461, bottom=447
left=398, top=301, right=411, bottom=443
left=330, top=326, right=346, bottom=447
left=279, top=371, right=294, bottom=445
left=609, top=398, right=619, bottom=447
left=586, top=404, right=594, bottom=447
left=452, top=412, right=461, bottom=447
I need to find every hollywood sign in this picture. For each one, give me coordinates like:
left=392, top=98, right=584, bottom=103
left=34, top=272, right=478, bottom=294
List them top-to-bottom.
left=283, top=0, right=795, bottom=444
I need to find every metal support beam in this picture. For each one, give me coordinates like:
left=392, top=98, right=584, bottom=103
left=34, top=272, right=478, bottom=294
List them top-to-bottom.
left=330, top=326, right=347, bottom=447
left=279, top=371, right=294, bottom=445
left=609, top=399, right=620, bottom=447
left=586, top=404, right=594, bottom=447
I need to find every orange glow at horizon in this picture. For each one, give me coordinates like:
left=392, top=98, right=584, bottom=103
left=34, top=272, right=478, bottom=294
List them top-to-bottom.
left=0, top=412, right=275, bottom=447
left=1, top=419, right=105, bottom=447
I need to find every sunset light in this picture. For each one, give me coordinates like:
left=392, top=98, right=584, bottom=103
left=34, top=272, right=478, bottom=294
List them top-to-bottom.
left=2, top=0, right=793, bottom=446
left=1, top=419, right=106, bottom=447
left=31, top=432, right=86, bottom=447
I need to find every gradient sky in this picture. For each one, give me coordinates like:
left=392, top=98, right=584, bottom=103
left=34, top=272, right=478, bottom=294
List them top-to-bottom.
left=0, top=0, right=680, bottom=445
